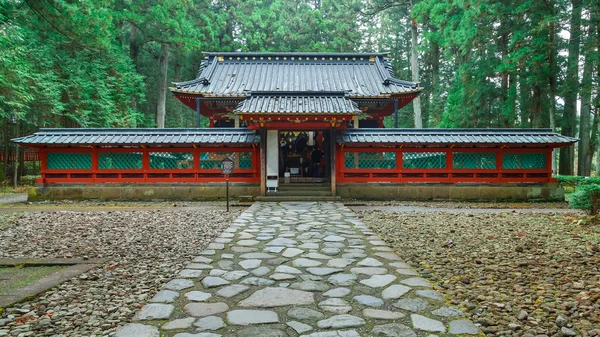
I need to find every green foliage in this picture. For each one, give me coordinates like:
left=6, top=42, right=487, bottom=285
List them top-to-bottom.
left=557, top=175, right=600, bottom=189
left=570, top=184, right=600, bottom=215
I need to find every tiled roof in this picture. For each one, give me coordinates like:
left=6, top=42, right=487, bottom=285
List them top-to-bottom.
left=171, top=52, right=421, bottom=98
left=234, top=91, right=361, bottom=115
left=12, top=128, right=258, bottom=145
left=338, top=129, right=578, bottom=146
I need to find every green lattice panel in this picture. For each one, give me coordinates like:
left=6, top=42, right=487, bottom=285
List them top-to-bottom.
left=47, top=152, right=92, bottom=170
left=99, top=152, right=142, bottom=169
left=150, top=152, right=194, bottom=169
left=200, top=152, right=253, bottom=169
left=344, top=152, right=396, bottom=169
left=402, top=152, right=446, bottom=169
left=453, top=152, right=496, bottom=169
left=502, top=153, right=546, bottom=169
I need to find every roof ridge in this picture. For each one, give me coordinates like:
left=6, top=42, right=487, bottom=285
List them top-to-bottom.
left=203, top=52, right=390, bottom=56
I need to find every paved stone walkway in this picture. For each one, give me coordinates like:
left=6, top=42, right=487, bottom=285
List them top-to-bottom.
left=115, top=202, right=480, bottom=337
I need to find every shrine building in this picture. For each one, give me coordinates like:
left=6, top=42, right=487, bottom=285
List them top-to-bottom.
left=13, top=52, right=577, bottom=201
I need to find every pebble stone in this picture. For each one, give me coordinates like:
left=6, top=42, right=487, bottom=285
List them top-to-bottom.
left=119, top=202, right=479, bottom=337
left=179, top=269, right=203, bottom=278
left=328, top=273, right=357, bottom=286
left=360, top=274, right=397, bottom=288
left=201, top=276, right=230, bottom=288
left=400, top=277, right=431, bottom=287
left=164, top=279, right=195, bottom=291
left=216, top=284, right=249, bottom=298
left=382, top=284, right=412, bottom=299
left=238, top=287, right=315, bottom=307
left=323, top=287, right=351, bottom=297
left=150, top=290, right=180, bottom=303
left=415, top=290, right=445, bottom=302
left=185, top=291, right=212, bottom=302
left=353, top=295, right=384, bottom=307
left=393, top=298, right=430, bottom=312
left=184, top=302, right=229, bottom=317
left=136, top=304, right=174, bottom=320
left=431, top=306, right=464, bottom=317
left=287, top=307, right=325, bottom=320
left=362, top=308, right=405, bottom=320
left=227, top=310, right=279, bottom=325
left=317, top=314, right=366, bottom=329
left=411, top=314, right=446, bottom=332
left=194, top=316, right=226, bottom=331
left=161, top=317, right=196, bottom=330
left=288, top=320, right=313, bottom=334
left=449, top=320, right=479, bottom=335
left=115, top=323, right=159, bottom=337
left=372, top=323, right=417, bottom=337
left=236, top=327, right=288, bottom=337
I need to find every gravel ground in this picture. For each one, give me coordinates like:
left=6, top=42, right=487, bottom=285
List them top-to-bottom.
left=345, top=200, right=570, bottom=210
left=0, top=208, right=241, bottom=337
left=356, top=208, right=600, bottom=337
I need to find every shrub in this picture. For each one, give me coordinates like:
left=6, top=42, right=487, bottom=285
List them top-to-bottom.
left=20, top=175, right=40, bottom=186
left=570, top=183, right=600, bottom=215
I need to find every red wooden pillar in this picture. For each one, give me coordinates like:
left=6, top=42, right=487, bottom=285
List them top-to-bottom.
left=329, top=128, right=336, bottom=196
left=91, top=147, right=98, bottom=182
left=40, top=148, right=47, bottom=184
left=142, top=148, right=150, bottom=182
left=496, top=148, right=504, bottom=182
left=545, top=148, right=553, bottom=181
left=397, top=149, right=403, bottom=182
left=446, top=149, right=453, bottom=179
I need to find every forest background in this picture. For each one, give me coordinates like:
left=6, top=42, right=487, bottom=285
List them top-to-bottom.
left=0, top=0, right=598, bottom=182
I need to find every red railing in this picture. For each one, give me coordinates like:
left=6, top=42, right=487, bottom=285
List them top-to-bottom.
left=39, top=147, right=260, bottom=184
left=337, top=147, right=554, bottom=183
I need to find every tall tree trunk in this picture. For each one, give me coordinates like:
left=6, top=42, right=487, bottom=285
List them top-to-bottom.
left=410, top=0, right=422, bottom=128
left=560, top=0, right=583, bottom=175
left=596, top=0, right=600, bottom=176
left=578, top=2, right=597, bottom=176
left=549, top=6, right=558, bottom=173
left=129, top=25, right=139, bottom=67
left=500, top=25, right=514, bottom=128
left=430, top=35, right=441, bottom=126
left=156, top=43, right=169, bottom=128
left=518, top=64, right=530, bottom=127
left=532, top=85, right=542, bottom=128
left=3, top=120, right=9, bottom=179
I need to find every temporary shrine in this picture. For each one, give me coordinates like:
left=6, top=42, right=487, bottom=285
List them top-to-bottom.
left=13, top=52, right=577, bottom=201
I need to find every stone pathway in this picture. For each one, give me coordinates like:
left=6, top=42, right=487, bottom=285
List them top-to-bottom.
left=115, top=202, right=480, bottom=337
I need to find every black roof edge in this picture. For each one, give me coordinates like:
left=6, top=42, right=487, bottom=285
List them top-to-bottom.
left=203, top=52, right=390, bottom=57
left=247, top=91, right=351, bottom=97
left=23, top=128, right=257, bottom=134
left=341, top=128, right=561, bottom=134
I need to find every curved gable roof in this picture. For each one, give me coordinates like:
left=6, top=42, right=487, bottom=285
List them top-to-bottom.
left=171, top=52, right=422, bottom=98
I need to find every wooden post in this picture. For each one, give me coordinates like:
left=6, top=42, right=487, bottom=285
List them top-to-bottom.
left=196, top=98, right=201, bottom=128
left=393, top=99, right=399, bottom=128
left=234, top=116, right=240, bottom=128
left=353, top=116, right=359, bottom=128
left=259, top=128, right=266, bottom=196
left=330, top=128, right=336, bottom=197
left=13, top=145, right=19, bottom=188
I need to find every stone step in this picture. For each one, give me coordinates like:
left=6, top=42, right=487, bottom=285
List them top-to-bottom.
left=278, top=185, right=331, bottom=192
left=266, top=190, right=333, bottom=196
left=254, top=195, right=342, bottom=202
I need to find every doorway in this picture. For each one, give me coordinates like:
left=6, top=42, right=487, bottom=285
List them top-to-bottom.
left=278, top=130, right=331, bottom=183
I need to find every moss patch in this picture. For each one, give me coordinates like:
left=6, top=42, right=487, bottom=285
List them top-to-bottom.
left=0, top=265, right=68, bottom=295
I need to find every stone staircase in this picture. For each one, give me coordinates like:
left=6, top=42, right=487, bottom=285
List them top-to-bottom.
left=256, top=182, right=341, bottom=202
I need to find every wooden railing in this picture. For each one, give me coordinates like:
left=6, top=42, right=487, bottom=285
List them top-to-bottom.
left=337, top=147, right=554, bottom=183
